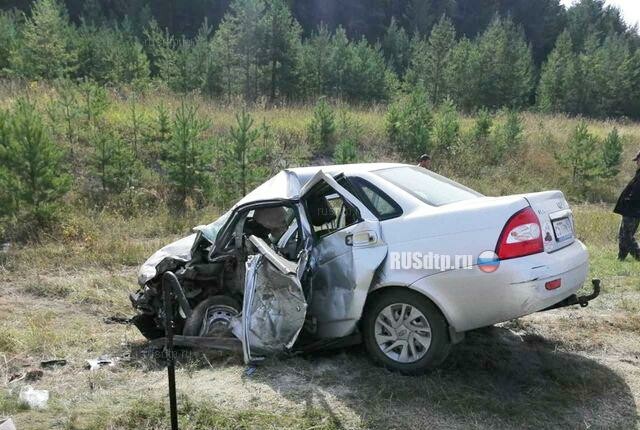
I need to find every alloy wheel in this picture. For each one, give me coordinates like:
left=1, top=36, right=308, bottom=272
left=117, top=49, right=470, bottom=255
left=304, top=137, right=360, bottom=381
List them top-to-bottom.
left=374, top=303, right=432, bottom=363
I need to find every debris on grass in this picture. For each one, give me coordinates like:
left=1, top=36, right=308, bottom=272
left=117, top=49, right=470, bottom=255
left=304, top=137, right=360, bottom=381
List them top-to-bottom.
left=85, top=356, right=116, bottom=371
left=40, top=359, right=67, bottom=368
left=18, top=386, right=49, bottom=410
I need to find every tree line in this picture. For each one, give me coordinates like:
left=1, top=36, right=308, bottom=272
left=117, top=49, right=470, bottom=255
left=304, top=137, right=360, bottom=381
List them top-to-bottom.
left=1, top=0, right=640, bottom=118
left=0, top=83, right=624, bottom=241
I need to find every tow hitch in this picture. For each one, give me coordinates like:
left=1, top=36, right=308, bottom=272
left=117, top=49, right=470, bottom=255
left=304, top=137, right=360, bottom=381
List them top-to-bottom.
left=541, top=279, right=601, bottom=312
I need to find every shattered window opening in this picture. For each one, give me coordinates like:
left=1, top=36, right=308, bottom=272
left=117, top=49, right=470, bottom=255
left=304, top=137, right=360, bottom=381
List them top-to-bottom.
left=303, top=183, right=360, bottom=239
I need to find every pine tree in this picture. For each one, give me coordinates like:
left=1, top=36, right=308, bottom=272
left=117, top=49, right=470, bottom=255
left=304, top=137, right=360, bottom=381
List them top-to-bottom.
left=11, top=0, right=77, bottom=79
left=230, top=0, right=265, bottom=101
left=259, top=0, right=302, bottom=101
left=405, top=0, right=456, bottom=36
left=0, top=10, right=18, bottom=74
left=212, top=16, right=240, bottom=101
left=407, top=16, right=456, bottom=105
left=381, top=17, right=411, bottom=77
left=475, top=18, right=534, bottom=109
left=144, top=19, right=176, bottom=79
left=169, top=20, right=219, bottom=95
left=189, top=20, right=220, bottom=96
left=298, top=24, right=332, bottom=99
left=329, top=27, right=353, bottom=100
left=537, top=31, right=582, bottom=114
left=578, top=34, right=634, bottom=117
left=444, top=37, right=481, bottom=112
left=345, top=38, right=389, bottom=101
left=51, top=79, right=80, bottom=149
left=79, top=79, right=110, bottom=126
left=385, top=87, right=432, bottom=161
left=128, top=94, right=144, bottom=156
left=307, top=98, right=336, bottom=153
left=432, top=98, right=460, bottom=155
left=0, top=99, right=71, bottom=227
left=163, top=102, right=213, bottom=209
left=472, top=108, right=493, bottom=144
left=0, top=109, right=15, bottom=218
left=229, top=109, right=261, bottom=196
left=333, top=110, right=361, bottom=164
left=490, top=110, right=524, bottom=164
left=555, top=121, right=603, bottom=195
left=90, top=126, right=138, bottom=196
left=602, top=127, right=623, bottom=178
left=334, top=137, right=358, bottom=164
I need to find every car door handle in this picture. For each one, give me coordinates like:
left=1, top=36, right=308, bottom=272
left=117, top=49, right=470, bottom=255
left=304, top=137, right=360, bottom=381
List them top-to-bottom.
left=346, top=231, right=377, bottom=247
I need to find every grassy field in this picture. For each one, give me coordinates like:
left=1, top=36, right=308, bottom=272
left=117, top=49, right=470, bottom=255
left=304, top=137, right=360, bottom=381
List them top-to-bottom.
left=0, top=204, right=639, bottom=430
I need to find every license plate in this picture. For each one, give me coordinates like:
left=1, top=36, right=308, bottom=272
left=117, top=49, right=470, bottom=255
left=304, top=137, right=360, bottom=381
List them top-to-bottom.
left=552, top=217, right=573, bottom=242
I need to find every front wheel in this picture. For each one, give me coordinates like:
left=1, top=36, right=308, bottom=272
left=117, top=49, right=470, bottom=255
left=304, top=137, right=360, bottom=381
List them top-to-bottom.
left=363, top=289, right=451, bottom=375
left=183, top=296, right=241, bottom=337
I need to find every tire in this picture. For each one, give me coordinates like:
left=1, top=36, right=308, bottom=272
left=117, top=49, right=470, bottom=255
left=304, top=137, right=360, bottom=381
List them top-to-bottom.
left=362, top=289, right=451, bottom=375
left=183, top=295, right=241, bottom=337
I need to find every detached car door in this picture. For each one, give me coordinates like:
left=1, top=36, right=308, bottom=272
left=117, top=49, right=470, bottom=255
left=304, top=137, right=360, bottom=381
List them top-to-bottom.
left=300, top=171, right=388, bottom=338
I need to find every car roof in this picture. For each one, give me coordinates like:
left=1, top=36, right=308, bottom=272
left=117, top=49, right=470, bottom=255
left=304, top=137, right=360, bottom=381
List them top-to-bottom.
left=233, top=163, right=406, bottom=208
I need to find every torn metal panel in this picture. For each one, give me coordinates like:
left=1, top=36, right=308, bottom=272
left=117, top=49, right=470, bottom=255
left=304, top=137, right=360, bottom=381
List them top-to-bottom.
left=234, top=170, right=303, bottom=208
left=233, top=235, right=307, bottom=364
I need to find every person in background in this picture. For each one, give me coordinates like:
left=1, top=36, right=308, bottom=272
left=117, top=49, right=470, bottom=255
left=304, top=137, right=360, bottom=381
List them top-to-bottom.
left=614, top=150, right=640, bottom=261
left=417, top=154, right=431, bottom=169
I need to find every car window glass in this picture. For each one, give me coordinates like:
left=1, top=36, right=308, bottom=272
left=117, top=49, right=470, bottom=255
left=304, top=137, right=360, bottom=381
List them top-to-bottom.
left=375, top=166, right=481, bottom=206
left=349, top=178, right=402, bottom=220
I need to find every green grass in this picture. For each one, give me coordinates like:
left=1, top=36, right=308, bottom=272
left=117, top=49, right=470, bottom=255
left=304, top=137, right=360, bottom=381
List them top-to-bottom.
left=71, top=396, right=345, bottom=430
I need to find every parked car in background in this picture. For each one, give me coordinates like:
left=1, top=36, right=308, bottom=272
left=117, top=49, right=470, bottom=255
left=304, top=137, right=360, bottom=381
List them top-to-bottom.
left=131, top=163, right=598, bottom=374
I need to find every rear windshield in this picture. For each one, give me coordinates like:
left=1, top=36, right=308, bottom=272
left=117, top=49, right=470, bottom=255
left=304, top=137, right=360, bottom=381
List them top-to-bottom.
left=374, top=166, right=482, bottom=206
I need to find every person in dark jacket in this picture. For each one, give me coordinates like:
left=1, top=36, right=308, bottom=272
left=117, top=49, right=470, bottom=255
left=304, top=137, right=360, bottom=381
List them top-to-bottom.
left=613, top=150, right=640, bottom=260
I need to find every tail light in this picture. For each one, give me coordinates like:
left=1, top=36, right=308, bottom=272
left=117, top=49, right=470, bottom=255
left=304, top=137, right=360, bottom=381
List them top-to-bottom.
left=495, top=207, right=543, bottom=260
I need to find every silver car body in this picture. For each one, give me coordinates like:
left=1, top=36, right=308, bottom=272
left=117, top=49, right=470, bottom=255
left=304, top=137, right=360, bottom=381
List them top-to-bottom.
left=138, top=163, right=589, bottom=352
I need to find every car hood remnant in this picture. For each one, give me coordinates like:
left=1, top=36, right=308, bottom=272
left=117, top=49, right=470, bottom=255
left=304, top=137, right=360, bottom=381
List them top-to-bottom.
left=138, top=211, right=231, bottom=286
left=138, top=233, right=195, bottom=286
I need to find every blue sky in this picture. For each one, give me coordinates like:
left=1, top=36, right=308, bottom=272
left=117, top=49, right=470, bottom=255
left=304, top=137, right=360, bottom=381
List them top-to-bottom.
left=560, top=0, right=640, bottom=28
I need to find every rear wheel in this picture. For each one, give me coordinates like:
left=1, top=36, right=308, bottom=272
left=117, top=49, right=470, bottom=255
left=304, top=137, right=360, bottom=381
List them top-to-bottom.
left=363, top=289, right=451, bottom=375
left=183, top=296, right=241, bottom=337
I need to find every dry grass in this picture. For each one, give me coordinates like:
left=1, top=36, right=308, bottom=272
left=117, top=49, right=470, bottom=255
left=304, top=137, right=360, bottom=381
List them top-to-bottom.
left=0, top=204, right=639, bottom=429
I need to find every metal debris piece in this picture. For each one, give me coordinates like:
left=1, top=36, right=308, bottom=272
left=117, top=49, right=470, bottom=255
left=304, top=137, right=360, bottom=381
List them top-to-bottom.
left=103, top=316, right=132, bottom=325
left=85, top=356, right=116, bottom=371
left=40, top=359, right=67, bottom=368
left=19, top=386, right=49, bottom=410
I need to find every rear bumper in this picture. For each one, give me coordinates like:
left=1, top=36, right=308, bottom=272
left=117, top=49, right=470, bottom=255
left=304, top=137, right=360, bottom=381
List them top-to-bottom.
left=410, top=239, right=590, bottom=332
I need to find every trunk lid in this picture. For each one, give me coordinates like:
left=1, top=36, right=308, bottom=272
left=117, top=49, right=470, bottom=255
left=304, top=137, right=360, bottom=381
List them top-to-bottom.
left=520, top=190, right=575, bottom=253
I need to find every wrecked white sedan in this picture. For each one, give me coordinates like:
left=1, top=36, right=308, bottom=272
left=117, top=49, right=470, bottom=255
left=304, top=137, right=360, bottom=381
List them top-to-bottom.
left=131, top=163, right=598, bottom=374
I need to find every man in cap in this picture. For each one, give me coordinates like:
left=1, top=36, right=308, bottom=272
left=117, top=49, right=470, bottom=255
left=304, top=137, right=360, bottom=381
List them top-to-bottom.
left=613, top=150, right=640, bottom=261
left=417, top=154, right=431, bottom=169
